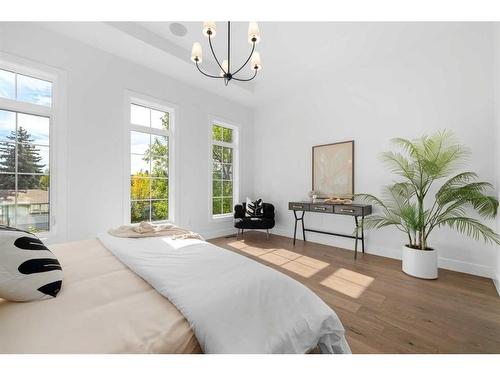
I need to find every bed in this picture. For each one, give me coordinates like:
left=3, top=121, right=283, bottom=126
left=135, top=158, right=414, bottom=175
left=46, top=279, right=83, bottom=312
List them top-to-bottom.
left=0, top=234, right=350, bottom=354
left=0, top=239, right=201, bottom=354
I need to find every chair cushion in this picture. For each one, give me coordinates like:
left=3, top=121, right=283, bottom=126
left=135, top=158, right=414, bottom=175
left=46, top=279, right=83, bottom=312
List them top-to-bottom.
left=234, top=217, right=275, bottom=230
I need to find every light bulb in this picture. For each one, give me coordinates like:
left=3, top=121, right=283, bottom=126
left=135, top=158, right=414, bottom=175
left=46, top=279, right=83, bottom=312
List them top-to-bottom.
left=203, top=21, right=216, bottom=37
left=248, top=22, right=260, bottom=44
left=191, top=42, right=202, bottom=63
left=250, top=51, right=261, bottom=71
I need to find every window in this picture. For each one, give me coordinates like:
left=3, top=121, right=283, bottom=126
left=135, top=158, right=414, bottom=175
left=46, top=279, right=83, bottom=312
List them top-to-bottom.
left=0, top=68, right=52, bottom=233
left=0, top=68, right=52, bottom=107
left=129, top=102, right=171, bottom=223
left=211, top=122, right=238, bottom=217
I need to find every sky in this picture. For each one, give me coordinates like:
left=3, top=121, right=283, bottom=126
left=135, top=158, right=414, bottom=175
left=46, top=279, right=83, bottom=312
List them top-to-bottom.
left=0, top=69, right=52, bottom=107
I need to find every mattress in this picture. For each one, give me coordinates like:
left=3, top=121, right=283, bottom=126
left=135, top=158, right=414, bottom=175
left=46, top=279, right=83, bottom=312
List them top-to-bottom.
left=0, top=239, right=201, bottom=354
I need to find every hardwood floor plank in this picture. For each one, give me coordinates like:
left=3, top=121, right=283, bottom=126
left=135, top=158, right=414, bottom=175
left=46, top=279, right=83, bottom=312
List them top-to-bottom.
left=209, top=231, right=500, bottom=353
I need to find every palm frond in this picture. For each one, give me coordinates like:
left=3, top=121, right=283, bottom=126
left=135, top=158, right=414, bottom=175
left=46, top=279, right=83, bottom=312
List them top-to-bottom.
left=420, top=131, right=469, bottom=179
left=391, top=137, right=423, bottom=160
left=379, top=151, right=417, bottom=184
left=436, top=172, right=478, bottom=198
left=437, top=182, right=498, bottom=218
left=354, top=193, right=388, bottom=209
left=362, top=215, right=403, bottom=230
left=438, top=217, right=500, bottom=245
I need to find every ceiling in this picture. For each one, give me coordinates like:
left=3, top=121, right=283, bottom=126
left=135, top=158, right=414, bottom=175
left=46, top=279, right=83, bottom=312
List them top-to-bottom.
left=39, top=22, right=483, bottom=108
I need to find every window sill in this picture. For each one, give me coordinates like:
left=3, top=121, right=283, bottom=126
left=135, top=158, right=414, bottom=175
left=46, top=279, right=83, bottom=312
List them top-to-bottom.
left=212, top=213, right=234, bottom=222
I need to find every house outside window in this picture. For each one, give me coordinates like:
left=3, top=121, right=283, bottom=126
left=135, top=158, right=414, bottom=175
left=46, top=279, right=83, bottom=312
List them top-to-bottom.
left=0, top=67, right=52, bottom=232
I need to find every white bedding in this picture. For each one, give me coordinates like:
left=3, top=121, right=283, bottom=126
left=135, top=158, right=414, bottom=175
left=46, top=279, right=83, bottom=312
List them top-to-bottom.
left=97, top=233, right=351, bottom=354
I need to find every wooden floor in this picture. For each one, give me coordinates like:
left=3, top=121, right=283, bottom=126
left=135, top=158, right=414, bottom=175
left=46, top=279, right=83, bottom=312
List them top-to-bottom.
left=209, top=231, right=500, bottom=353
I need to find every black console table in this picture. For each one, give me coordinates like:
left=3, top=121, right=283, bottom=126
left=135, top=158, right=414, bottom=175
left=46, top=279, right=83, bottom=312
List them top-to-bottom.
left=288, top=201, right=372, bottom=259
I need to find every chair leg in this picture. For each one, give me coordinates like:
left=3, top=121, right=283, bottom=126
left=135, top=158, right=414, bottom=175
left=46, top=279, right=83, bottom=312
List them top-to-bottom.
left=266, top=229, right=270, bottom=240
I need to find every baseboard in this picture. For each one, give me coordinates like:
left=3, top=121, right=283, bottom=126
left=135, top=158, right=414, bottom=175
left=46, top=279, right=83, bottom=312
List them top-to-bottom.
left=270, top=226, right=494, bottom=279
left=201, top=227, right=237, bottom=240
left=437, top=257, right=493, bottom=278
left=493, top=278, right=500, bottom=297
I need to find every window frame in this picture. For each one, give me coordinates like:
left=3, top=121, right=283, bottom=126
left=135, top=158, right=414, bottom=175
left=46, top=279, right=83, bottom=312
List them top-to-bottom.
left=0, top=53, right=67, bottom=242
left=124, top=92, right=176, bottom=225
left=209, top=118, right=239, bottom=221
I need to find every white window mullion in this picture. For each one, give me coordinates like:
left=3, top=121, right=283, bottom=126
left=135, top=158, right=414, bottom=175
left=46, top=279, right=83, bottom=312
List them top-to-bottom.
left=0, top=65, right=54, bottom=233
left=128, top=97, right=173, bottom=225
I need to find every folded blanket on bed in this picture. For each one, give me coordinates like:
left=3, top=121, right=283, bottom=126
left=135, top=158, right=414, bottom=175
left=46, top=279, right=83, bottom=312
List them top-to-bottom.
left=108, top=222, right=204, bottom=240
left=97, top=232, right=351, bottom=354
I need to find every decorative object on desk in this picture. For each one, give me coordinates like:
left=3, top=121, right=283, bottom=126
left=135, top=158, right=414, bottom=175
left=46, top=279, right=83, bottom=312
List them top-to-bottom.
left=356, top=131, right=499, bottom=280
left=312, top=140, right=354, bottom=198
left=307, top=190, right=318, bottom=203
left=323, top=196, right=353, bottom=205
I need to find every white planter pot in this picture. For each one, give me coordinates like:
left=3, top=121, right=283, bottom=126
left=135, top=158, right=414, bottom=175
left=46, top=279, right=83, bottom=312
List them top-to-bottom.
left=402, top=245, right=438, bottom=279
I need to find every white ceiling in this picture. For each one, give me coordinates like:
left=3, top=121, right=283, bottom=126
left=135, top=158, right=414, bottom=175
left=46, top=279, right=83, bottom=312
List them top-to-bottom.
left=39, top=22, right=482, bottom=108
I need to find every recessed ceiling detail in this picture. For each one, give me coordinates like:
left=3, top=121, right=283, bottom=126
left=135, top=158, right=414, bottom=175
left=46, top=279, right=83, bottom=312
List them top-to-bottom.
left=169, top=22, right=187, bottom=37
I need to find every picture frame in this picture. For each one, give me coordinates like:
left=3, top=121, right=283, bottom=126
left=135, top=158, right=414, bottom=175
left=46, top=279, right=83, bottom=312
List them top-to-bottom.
left=312, top=140, right=354, bottom=198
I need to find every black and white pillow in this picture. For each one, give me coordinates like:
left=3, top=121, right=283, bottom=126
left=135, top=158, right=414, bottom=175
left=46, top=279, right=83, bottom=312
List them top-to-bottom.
left=246, top=198, right=264, bottom=217
left=0, top=226, right=63, bottom=302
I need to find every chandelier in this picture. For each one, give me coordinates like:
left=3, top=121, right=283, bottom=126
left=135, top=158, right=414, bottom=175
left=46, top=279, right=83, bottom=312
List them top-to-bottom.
left=190, top=21, right=262, bottom=86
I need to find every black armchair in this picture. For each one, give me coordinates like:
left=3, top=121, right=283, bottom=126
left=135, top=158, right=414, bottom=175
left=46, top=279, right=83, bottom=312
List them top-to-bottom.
left=234, top=202, right=275, bottom=239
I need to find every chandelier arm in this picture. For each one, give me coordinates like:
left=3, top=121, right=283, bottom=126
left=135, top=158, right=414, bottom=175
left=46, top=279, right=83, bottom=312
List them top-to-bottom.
left=227, top=21, right=231, bottom=73
left=208, top=35, right=226, bottom=74
left=231, top=42, right=255, bottom=77
left=196, top=61, right=224, bottom=79
left=231, top=69, right=258, bottom=82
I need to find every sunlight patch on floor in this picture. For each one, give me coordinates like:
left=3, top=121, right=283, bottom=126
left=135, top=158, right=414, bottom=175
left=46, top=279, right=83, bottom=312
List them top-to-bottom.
left=226, top=240, right=248, bottom=249
left=225, top=241, right=331, bottom=279
left=239, top=246, right=271, bottom=257
left=272, top=249, right=302, bottom=260
left=259, top=252, right=290, bottom=266
left=294, top=255, right=329, bottom=270
left=281, top=260, right=319, bottom=278
left=320, top=268, right=374, bottom=298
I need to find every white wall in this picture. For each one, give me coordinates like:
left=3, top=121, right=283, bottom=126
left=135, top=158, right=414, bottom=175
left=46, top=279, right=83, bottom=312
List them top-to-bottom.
left=0, top=22, right=254, bottom=242
left=253, top=23, right=498, bottom=278
left=494, top=23, right=500, bottom=293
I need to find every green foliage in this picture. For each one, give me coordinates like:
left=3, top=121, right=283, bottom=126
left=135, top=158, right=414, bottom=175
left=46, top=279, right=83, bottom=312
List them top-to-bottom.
left=162, top=112, right=169, bottom=130
left=212, top=124, right=233, bottom=143
left=0, top=127, right=48, bottom=189
left=356, top=131, right=499, bottom=250
left=130, top=133, right=169, bottom=223
left=212, top=138, right=234, bottom=215
left=39, top=171, right=50, bottom=191
left=213, top=198, right=222, bottom=215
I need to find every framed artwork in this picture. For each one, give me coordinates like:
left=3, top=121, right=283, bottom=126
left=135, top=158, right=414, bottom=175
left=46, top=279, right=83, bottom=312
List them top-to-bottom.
left=312, top=140, right=354, bottom=198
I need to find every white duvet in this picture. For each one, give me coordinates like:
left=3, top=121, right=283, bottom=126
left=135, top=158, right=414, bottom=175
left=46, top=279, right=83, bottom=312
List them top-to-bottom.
left=97, top=233, right=351, bottom=354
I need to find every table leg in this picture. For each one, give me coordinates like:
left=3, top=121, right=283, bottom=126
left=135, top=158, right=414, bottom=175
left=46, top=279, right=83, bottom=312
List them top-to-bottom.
left=293, top=210, right=298, bottom=245
left=301, top=211, right=306, bottom=242
left=361, top=215, right=365, bottom=253
left=354, top=216, right=359, bottom=260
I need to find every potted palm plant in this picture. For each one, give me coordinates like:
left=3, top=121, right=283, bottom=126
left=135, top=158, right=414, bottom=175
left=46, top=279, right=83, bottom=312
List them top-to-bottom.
left=357, top=131, right=499, bottom=279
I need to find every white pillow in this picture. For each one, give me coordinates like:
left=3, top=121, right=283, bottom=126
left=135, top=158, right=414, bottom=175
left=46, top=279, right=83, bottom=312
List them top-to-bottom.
left=245, top=197, right=263, bottom=217
left=0, top=226, right=63, bottom=302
